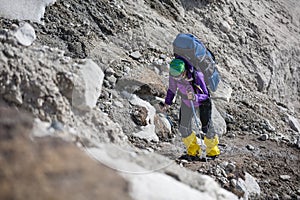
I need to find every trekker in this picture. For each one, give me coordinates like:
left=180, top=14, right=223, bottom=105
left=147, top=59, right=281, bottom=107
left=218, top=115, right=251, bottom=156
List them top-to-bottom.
left=162, top=58, right=220, bottom=158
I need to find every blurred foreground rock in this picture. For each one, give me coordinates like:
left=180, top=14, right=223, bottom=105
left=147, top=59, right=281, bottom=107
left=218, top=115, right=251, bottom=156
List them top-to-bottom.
left=0, top=107, right=131, bottom=200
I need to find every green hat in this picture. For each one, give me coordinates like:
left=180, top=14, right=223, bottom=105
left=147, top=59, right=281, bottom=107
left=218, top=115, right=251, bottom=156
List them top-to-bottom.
left=169, top=59, right=185, bottom=77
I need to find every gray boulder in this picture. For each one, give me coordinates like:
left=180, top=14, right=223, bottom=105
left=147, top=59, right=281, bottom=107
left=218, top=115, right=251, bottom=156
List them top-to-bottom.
left=72, top=59, right=104, bottom=112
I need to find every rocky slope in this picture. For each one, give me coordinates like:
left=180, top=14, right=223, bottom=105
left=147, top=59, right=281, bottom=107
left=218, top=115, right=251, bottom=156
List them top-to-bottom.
left=0, top=0, right=300, bottom=199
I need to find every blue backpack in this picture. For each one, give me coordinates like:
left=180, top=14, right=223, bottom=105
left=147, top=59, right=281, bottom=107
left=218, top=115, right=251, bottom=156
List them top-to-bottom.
left=173, top=33, right=220, bottom=92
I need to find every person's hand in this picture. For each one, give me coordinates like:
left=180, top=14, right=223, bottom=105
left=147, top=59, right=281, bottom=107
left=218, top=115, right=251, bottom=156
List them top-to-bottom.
left=187, top=91, right=195, bottom=100
left=161, top=104, right=170, bottom=113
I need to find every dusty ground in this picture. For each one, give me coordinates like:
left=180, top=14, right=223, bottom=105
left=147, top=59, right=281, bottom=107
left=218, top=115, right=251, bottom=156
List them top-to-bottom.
left=128, top=98, right=300, bottom=199
left=186, top=135, right=300, bottom=199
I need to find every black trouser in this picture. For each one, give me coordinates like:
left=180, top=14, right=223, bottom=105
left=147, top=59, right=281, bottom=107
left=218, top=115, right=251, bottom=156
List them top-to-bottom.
left=179, top=98, right=212, bottom=138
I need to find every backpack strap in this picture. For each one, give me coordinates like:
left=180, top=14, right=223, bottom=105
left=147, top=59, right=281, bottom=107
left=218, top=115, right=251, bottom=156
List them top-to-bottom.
left=206, top=48, right=216, bottom=62
left=191, top=71, right=204, bottom=94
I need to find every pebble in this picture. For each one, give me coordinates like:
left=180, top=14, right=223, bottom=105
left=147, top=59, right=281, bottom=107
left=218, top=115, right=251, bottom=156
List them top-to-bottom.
left=220, top=20, right=231, bottom=33
left=0, top=33, right=6, bottom=42
left=3, top=48, right=15, bottom=58
left=130, top=51, right=142, bottom=59
left=123, top=66, right=131, bottom=73
left=105, top=67, right=115, bottom=76
left=106, top=75, right=117, bottom=85
left=37, top=98, right=44, bottom=108
left=113, top=100, right=124, bottom=108
left=50, top=121, right=64, bottom=132
left=227, top=133, right=236, bottom=138
left=259, top=134, right=269, bottom=141
left=246, top=144, right=255, bottom=150
left=180, top=160, right=189, bottom=164
left=220, top=161, right=229, bottom=169
left=226, top=163, right=236, bottom=173
left=279, top=175, right=291, bottom=181
left=230, top=179, right=237, bottom=187
left=272, top=193, right=280, bottom=200
left=282, top=193, right=292, bottom=200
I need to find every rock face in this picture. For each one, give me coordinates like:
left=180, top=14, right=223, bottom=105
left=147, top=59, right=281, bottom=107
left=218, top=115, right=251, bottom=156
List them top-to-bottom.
left=0, top=0, right=56, bottom=23
left=0, top=29, right=104, bottom=122
left=0, top=107, right=132, bottom=200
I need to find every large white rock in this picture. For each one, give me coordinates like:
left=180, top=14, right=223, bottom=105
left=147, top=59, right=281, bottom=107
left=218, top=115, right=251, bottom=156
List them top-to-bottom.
left=0, top=0, right=56, bottom=23
left=72, top=59, right=104, bottom=111
left=212, top=80, right=233, bottom=102
left=122, top=91, right=159, bottom=142
left=209, top=101, right=227, bottom=137
left=287, top=114, right=300, bottom=132
left=85, top=145, right=238, bottom=200
left=126, top=172, right=214, bottom=200
left=237, top=172, right=261, bottom=200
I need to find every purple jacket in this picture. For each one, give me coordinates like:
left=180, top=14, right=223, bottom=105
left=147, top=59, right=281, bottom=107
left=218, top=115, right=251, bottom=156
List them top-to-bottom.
left=165, top=65, right=209, bottom=108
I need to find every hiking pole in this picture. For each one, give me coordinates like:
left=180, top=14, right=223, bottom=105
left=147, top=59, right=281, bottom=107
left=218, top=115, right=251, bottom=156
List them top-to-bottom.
left=189, top=95, right=207, bottom=162
left=158, top=101, right=173, bottom=127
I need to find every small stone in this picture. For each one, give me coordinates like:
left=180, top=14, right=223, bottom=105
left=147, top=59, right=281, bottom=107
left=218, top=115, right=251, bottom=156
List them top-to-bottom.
left=220, top=21, right=231, bottom=33
left=11, top=24, right=19, bottom=30
left=0, top=29, right=7, bottom=41
left=228, top=34, right=236, bottom=42
left=3, top=49, right=15, bottom=58
left=130, top=51, right=142, bottom=60
left=159, top=54, right=167, bottom=60
left=123, top=66, right=131, bottom=73
left=105, top=67, right=115, bottom=76
left=106, top=75, right=117, bottom=85
left=103, top=80, right=110, bottom=88
left=37, top=98, right=44, bottom=108
left=113, top=100, right=124, bottom=108
left=131, top=106, right=148, bottom=126
left=288, top=115, right=300, bottom=132
left=50, top=121, right=64, bottom=132
left=241, top=125, right=249, bottom=131
left=227, top=133, right=236, bottom=138
left=259, top=134, right=269, bottom=141
left=297, top=135, right=300, bottom=149
left=246, top=144, right=255, bottom=150
left=146, top=147, right=154, bottom=153
left=181, top=160, right=189, bottom=164
left=220, top=161, right=229, bottom=169
left=252, top=162, right=259, bottom=168
left=226, top=163, right=236, bottom=173
left=279, top=175, right=291, bottom=181
left=230, top=179, right=237, bottom=187
left=270, top=179, right=278, bottom=186
left=273, top=193, right=280, bottom=200
left=282, top=193, right=292, bottom=200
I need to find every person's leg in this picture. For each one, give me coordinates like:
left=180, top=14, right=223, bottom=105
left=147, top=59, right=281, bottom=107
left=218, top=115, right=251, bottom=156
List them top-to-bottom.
left=199, top=98, right=220, bottom=156
left=199, top=98, right=212, bottom=136
left=179, top=103, right=201, bottom=156
left=179, top=103, right=193, bottom=138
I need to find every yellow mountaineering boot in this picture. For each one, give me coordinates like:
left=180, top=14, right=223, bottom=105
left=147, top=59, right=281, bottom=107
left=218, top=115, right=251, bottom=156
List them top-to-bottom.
left=182, top=131, right=201, bottom=156
left=204, top=135, right=220, bottom=157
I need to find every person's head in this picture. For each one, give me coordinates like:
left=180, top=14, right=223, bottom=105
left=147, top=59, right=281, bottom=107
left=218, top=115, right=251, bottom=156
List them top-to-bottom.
left=169, top=58, right=186, bottom=79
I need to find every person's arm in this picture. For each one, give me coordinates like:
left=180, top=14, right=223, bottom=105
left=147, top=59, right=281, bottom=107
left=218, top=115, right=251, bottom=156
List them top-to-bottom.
left=194, top=71, right=209, bottom=103
left=164, top=77, right=177, bottom=106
